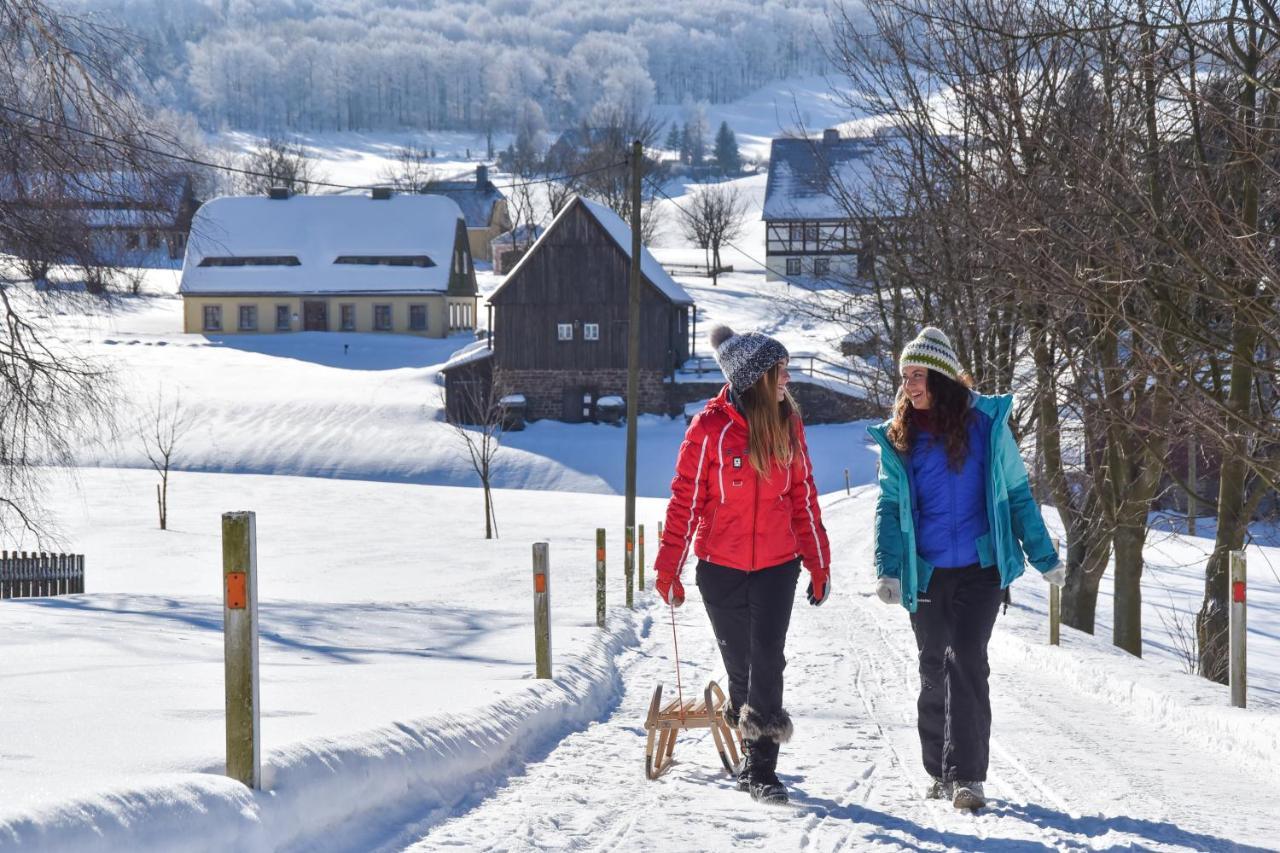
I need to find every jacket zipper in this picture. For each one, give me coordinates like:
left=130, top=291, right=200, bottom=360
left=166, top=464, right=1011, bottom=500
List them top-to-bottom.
left=751, top=468, right=758, bottom=569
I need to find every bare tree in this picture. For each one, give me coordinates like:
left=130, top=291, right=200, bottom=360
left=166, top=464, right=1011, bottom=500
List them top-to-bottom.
left=0, top=0, right=177, bottom=536
left=235, top=137, right=324, bottom=195
left=378, top=145, right=438, bottom=193
left=678, top=183, right=749, bottom=286
left=440, top=384, right=502, bottom=539
left=140, top=393, right=189, bottom=531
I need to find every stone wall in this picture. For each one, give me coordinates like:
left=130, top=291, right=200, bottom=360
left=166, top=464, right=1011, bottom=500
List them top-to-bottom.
left=494, top=367, right=670, bottom=421
left=494, top=368, right=885, bottom=424
left=667, top=379, right=884, bottom=424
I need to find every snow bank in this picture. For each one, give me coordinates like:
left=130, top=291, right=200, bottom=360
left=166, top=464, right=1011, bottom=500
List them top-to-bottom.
left=0, top=610, right=644, bottom=853
left=994, top=619, right=1280, bottom=781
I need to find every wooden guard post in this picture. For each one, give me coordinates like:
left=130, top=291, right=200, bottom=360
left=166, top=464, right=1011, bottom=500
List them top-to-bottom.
left=222, top=511, right=261, bottom=789
left=637, top=524, right=645, bottom=591
left=624, top=525, right=635, bottom=609
left=595, top=528, right=606, bottom=628
left=1049, top=537, right=1061, bottom=646
left=533, top=542, right=551, bottom=679
left=1230, top=549, right=1246, bottom=708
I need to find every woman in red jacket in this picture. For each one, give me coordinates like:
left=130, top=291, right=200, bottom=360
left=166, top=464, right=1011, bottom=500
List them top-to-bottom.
left=654, top=325, right=831, bottom=805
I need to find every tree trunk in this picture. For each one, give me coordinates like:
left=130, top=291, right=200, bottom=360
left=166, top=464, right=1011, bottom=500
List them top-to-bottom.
left=1198, top=463, right=1248, bottom=683
left=483, top=480, right=493, bottom=540
left=1112, top=519, right=1145, bottom=657
left=1061, top=525, right=1110, bottom=633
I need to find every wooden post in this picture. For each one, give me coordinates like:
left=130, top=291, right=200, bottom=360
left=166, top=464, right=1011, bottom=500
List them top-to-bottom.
left=623, top=139, right=642, bottom=616
left=1187, top=439, right=1198, bottom=536
left=844, top=468, right=851, bottom=496
left=222, top=511, right=260, bottom=789
left=638, top=523, right=645, bottom=591
left=624, top=525, right=635, bottom=609
left=595, top=528, right=606, bottom=629
left=1049, top=537, right=1061, bottom=646
left=533, top=542, right=551, bottom=679
left=1230, top=549, right=1246, bottom=708
left=76, top=554, right=85, bottom=594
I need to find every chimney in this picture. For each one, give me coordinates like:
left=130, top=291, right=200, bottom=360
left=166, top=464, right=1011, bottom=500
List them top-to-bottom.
left=822, top=128, right=840, bottom=145
left=476, top=164, right=488, bottom=187
left=268, top=186, right=291, bottom=200
left=371, top=186, right=392, bottom=200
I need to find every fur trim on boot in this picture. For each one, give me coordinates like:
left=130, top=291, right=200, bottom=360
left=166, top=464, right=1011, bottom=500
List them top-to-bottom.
left=739, top=705, right=793, bottom=744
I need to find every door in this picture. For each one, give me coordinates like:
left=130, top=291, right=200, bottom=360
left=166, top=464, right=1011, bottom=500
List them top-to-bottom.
left=303, top=301, right=328, bottom=331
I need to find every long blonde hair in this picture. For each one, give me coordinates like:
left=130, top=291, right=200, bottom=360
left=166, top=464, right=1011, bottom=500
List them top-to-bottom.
left=739, top=363, right=799, bottom=476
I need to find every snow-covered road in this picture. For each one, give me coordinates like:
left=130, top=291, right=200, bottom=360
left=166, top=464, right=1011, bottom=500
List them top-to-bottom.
left=384, top=495, right=1279, bottom=853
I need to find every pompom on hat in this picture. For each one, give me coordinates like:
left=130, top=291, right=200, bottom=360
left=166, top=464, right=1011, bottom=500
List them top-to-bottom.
left=710, top=325, right=789, bottom=394
left=899, top=326, right=964, bottom=381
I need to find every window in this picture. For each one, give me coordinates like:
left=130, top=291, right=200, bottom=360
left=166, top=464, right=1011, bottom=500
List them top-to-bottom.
left=788, top=223, right=800, bottom=243
left=804, top=223, right=818, bottom=243
left=146, top=231, right=160, bottom=250
left=125, top=232, right=140, bottom=250
left=174, top=232, right=187, bottom=250
left=197, top=255, right=301, bottom=267
left=333, top=255, right=435, bottom=267
left=786, top=257, right=801, bottom=276
left=814, top=257, right=830, bottom=278
left=340, top=304, right=356, bottom=331
left=374, top=304, right=392, bottom=331
left=410, top=304, right=428, bottom=331
left=202, top=305, right=222, bottom=331
left=238, top=305, right=258, bottom=331
left=275, top=305, right=291, bottom=331
left=557, top=323, right=574, bottom=341
left=584, top=323, right=600, bottom=341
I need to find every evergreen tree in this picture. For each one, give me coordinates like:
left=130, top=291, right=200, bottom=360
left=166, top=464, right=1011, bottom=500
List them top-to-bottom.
left=714, top=121, right=741, bottom=175
left=665, top=122, right=682, bottom=154
left=679, top=123, right=692, bottom=165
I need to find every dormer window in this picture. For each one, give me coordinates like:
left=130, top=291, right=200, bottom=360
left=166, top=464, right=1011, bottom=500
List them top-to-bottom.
left=198, top=255, right=301, bottom=267
left=333, top=255, right=435, bottom=267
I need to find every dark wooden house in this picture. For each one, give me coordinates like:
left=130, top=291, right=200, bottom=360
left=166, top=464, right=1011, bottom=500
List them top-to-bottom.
left=479, top=195, right=694, bottom=422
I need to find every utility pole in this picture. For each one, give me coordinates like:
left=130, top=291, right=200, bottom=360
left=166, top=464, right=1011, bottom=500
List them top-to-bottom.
left=625, top=139, right=642, bottom=600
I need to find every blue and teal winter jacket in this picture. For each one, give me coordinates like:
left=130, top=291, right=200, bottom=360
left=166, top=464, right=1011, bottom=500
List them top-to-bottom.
left=867, top=393, right=1060, bottom=612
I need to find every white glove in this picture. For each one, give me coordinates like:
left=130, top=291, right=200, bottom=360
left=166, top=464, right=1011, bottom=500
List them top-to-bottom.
left=1042, top=563, right=1066, bottom=587
left=876, top=576, right=901, bottom=605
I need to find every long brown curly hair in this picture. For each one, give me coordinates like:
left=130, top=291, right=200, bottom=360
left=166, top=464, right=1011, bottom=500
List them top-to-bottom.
left=739, top=362, right=799, bottom=476
left=886, top=369, right=976, bottom=471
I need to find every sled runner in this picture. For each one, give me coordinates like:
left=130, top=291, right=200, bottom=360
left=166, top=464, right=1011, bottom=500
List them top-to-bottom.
left=643, top=680, right=742, bottom=780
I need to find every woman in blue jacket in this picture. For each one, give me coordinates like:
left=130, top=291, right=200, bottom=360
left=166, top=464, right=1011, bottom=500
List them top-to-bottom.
left=867, top=327, right=1064, bottom=810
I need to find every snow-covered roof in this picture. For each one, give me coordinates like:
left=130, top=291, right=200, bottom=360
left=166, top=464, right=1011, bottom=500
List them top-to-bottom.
left=762, top=134, right=892, bottom=221
left=422, top=170, right=504, bottom=229
left=1, top=171, right=195, bottom=228
left=180, top=193, right=465, bottom=295
left=491, top=196, right=693, bottom=306
left=441, top=338, right=494, bottom=371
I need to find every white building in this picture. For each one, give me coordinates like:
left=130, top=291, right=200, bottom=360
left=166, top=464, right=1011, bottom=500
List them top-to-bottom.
left=762, top=129, right=887, bottom=284
left=179, top=189, right=478, bottom=337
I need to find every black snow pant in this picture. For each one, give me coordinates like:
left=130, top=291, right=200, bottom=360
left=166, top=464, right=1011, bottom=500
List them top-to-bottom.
left=696, top=558, right=801, bottom=735
left=908, top=563, right=1003, bottom=783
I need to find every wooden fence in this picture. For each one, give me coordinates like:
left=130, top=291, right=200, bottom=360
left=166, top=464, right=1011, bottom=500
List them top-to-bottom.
left=0, top=552, right=85, bottom=598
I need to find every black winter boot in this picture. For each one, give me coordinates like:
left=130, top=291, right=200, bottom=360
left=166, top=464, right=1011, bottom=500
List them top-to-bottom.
left=747, top=737, right=788, bottom=804
left=735, top=738, right=755, bottom=792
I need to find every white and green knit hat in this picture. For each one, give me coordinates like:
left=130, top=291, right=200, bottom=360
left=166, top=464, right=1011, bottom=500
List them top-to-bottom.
left=899, top=326, right=963, bottom=381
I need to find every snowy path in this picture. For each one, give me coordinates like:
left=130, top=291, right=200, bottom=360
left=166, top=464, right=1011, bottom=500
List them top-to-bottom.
left=379, top=527, right=1279, bottom=851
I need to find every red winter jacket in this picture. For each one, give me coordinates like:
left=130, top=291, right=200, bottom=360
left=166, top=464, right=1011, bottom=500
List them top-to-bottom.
left=654, top=385, right=830, bottom=579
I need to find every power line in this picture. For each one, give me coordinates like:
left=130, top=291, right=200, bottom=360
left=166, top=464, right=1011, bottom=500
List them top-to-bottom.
left=0, top=101, right=627, bottom=195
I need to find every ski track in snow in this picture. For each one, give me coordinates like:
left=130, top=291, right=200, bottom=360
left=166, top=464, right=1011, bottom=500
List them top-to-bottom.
left=388, top=588, right=1279, bottom=852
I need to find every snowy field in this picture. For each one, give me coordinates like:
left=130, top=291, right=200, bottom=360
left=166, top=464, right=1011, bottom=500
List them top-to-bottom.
left=1, top=477, right=1276, bottom=851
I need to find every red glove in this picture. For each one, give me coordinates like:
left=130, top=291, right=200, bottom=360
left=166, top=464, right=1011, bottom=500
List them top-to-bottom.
left=806, top=567, right=830, bottom=606
left=656, top=571, right=685, bottom=607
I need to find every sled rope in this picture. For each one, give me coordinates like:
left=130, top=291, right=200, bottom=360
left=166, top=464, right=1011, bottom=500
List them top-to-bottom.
left=669, top=601, right=686, bottom=720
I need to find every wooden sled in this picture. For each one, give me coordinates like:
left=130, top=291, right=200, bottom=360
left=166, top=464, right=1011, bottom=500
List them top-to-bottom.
left=643, top=680, right=743, bottom=780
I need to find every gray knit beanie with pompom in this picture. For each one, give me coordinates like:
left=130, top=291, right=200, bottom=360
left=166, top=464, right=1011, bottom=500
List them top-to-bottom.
left=710, top=325, right=789, bottom=394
